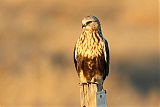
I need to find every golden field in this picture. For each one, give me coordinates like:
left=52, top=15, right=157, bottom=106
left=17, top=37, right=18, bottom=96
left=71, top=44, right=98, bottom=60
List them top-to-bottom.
left=0, top=0, right=159, bottom=107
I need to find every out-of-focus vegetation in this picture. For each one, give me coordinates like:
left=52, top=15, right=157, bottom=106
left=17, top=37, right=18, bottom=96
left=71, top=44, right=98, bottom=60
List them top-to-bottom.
left=0, top=0, right=159, bottom=107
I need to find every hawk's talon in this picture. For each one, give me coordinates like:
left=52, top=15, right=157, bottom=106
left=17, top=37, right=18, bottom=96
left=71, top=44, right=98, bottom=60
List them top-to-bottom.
left=79, top=82, right=88, bottom=86
left=79, top=82, right=99, bottom=86
left=87, top=82, right=99, bottom=85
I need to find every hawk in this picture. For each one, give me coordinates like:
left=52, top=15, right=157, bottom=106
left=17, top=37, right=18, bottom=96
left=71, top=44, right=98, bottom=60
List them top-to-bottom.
left=74, top=16, right=110, bottom=90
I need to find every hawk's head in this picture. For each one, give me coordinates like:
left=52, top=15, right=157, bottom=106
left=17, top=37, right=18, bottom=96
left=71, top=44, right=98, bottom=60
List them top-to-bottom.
left=82, top=16, right=101, bottom=31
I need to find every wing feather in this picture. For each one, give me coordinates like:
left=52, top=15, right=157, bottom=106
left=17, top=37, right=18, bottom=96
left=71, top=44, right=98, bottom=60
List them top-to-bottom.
left=102, top=38, right=110, bottom=80
left=73, top=46, right=77, bottom=70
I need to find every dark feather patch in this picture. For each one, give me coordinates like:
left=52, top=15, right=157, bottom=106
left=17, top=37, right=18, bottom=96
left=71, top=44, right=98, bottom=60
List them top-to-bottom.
left=73, top=47, right=77, bottom=71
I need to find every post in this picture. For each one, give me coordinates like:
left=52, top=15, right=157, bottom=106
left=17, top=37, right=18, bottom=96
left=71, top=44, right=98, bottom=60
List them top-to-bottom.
left=80, top=83, right=107, bottom=107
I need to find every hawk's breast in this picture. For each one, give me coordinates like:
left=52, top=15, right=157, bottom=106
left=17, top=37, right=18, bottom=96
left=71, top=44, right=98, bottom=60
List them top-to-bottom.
left=76, top=31, right=104, bottom=58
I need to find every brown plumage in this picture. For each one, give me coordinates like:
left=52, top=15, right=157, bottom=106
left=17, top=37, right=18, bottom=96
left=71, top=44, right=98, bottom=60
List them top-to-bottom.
left=74, top=16, right=110, bottom=90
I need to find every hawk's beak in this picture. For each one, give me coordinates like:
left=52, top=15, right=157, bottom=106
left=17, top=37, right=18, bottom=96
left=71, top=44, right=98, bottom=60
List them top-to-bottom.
left=82, top=24, right=86, bottom=28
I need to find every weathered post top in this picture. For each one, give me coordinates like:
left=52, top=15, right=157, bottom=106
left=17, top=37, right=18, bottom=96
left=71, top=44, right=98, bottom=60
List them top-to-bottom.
left=80, top=83, right=107, bottom=107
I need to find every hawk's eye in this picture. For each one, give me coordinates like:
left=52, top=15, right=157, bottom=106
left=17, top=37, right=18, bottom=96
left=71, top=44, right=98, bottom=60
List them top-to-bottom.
left=86, top=21, right=92, bottom=25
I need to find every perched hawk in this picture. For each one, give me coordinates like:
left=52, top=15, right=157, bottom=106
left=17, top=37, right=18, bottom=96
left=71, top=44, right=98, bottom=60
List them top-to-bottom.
left=74, top=16, right=109, bottom=90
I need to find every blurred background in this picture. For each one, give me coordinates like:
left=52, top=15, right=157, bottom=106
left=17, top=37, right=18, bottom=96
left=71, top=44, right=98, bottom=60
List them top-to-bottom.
left=0, top=0, right=159, bottom=107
